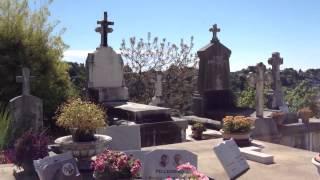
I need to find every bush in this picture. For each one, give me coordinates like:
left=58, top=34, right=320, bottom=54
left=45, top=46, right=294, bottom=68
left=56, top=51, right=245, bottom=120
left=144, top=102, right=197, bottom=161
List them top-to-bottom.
left=56, top=98, right=106, bottom=132
left=0, top=104, right=10, bottom=149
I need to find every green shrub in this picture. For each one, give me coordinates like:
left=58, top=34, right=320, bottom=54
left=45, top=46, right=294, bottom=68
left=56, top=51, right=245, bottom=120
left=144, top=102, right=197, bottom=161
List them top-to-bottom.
left=0, top=104, right=11, bottom=149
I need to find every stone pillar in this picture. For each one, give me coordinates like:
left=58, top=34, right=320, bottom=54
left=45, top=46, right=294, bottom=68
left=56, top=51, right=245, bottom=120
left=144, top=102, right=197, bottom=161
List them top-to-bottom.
left=268, top=52, right=284, bottom=109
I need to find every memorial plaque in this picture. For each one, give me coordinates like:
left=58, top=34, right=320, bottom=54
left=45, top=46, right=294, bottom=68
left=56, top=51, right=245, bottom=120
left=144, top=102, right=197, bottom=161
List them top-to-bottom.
left=213, top=139, right=249, bottom=179
left=143, top=149, right=197, bottom=179
left=33, top=152, right=80, bottom=180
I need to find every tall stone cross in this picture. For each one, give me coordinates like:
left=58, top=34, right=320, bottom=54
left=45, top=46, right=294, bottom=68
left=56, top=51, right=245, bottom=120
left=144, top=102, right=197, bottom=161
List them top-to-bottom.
left=95, top=11, right=114, bottom=47
left=209, top=24, right=220, bottom=42
left=268, top=52, right=284, bottom=109
left=247, top=63, right=273, bottom=118
left=16, top=67, right=35, bottom=95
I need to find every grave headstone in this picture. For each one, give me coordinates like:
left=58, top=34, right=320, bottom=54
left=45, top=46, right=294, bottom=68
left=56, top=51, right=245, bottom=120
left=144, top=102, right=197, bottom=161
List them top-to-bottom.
left=86, top=11, right=128, bottom=103
left=193, top=24, right=235, bottom=118
left=268, top=52, right=285, bottom=109
left=247, top=62, right=272, bottom=117
left=8, top=67, right=43, bottom=144
left=149, top=74, right=163, bottom=106
left=213, top=139, right=249, bottom=179
left=143, top=149, right=197, bottom=179
left=33, top=152, right=80, bottom=180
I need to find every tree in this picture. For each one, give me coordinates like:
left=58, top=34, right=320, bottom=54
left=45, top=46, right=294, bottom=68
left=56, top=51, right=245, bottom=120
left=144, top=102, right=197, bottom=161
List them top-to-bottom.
left=0, top=0, right=75, bottom=121
left=120, top=33, right=198, bottom=110
left=285, top=81, right=319, bottom=112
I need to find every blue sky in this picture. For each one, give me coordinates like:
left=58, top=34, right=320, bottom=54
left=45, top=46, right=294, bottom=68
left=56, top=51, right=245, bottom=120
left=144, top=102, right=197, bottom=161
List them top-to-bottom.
left=46, top=0, right=320, bottom=71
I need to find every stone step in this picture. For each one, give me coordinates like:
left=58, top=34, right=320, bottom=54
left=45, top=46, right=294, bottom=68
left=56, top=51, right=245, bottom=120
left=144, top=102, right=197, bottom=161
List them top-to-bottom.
left=240, top=147, right=274, bottom=164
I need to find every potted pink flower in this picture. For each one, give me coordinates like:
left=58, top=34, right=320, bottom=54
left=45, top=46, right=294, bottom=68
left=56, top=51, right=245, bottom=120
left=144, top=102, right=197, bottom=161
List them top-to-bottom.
left=91, top=149, right=142, bottom=180
left=166, top=162, right=209, bottom=180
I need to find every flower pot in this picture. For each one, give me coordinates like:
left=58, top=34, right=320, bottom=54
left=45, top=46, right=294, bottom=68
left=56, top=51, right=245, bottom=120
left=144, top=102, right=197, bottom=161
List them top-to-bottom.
left=71, top=129, right=95, bottom=142
left=220, top=130, right=251, bottom=147
left=192, top=131, right=203, bottom=140
left=312, top=157, right=320, bottom=175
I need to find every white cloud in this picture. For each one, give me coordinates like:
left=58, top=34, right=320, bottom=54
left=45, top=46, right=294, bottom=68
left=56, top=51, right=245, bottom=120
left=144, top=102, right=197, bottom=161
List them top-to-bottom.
left=63, top=49, right=121, bottom=64
left=63, top=50, right=94, bottom=63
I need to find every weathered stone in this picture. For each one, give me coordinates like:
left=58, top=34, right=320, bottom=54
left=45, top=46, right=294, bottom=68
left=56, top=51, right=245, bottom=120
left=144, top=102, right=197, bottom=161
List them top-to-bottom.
left=86, top=12, right=128, bottom=102
left=193, top=24, right=235, bottom=118
left=268, top=52, right=285, bottom=109
left=247, top=63, right=272, bottom=117
left=8, top=68, right=43, bottom=144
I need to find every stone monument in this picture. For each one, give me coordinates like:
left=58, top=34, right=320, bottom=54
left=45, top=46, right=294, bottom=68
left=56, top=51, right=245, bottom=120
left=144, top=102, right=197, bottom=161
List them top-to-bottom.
left=86, top=11, right=128, bottom=103
left=86, top=12, right=188, bottom=147
left=192, top=24, right=234, bottom=119
left=268, top=52, right=285, bottom=109
left=247, top=63, right=272, bottom=117
left=8, top=67, right=43, bottom=143
left=149, top=74, right=163, bottom=106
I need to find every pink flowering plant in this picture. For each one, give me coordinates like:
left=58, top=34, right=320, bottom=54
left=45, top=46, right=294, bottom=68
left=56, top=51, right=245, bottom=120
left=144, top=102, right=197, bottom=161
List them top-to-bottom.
left=91, top=149, right=142, bottom=179
left=167, top=162, right=209, bottom=180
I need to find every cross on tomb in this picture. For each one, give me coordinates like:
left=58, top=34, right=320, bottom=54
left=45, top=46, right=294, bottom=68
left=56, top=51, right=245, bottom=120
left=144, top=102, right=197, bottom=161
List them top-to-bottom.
left=95, top=11, right=114, bottom=47
left=209, top=24, right=220, bottom=42
left=268, top=52, right=284, bottom=109
left=247, top=62, right=273, bottom=117
left=16, top=67, right=35, bottom=95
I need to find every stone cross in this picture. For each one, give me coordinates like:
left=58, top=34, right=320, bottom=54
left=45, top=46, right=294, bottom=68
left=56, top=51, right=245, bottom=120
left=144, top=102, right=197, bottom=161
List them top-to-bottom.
left=95, top=11, right=114, bottom=47
left=209, top=24, right=220, bottom=42
left=268, top=52, right=284, bottom=109
left=247, top=62, right=272, bottom=117
left=16, top=67, right=35, bottom=95
left=149, top=74, right=163, bottom=106
left=154, top=74, right=162, bottom=97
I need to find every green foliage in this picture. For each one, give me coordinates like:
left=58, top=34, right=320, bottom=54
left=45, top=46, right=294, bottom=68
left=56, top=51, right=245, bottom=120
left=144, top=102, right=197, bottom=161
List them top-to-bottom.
left=0, top=0, right=76, bottom=120
left=285, top=81, right=319, bottom=112
left=237, top=87, right=255, bottom=108
left=0, top=104, right=10, bottom=149
left=222, top=116, right=252, bottom=134
left=191, top=122, right=206, bottom=132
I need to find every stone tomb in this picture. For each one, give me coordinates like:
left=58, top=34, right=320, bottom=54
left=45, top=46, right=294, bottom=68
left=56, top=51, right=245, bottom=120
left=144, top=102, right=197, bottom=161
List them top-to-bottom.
left=86, top=12, right=128, bottom=103
left=193, top=24, right=254, bottom=121
left=104, top=102, right=188, bottom=147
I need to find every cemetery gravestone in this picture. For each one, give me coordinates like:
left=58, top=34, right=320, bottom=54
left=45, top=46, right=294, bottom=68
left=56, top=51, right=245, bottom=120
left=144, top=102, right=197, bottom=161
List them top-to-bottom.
left=86, top=11, right=128, bottom=103
left=193, top=24, right=237, bottom=119
left=268, top=52, right=285, bottom=109
left=247, top=63, right=272, bottom=117
left=8, top=67, right=43, bottom=144
left=149, top=74, right=163, bottom=106
left=213, top=139, right=249, bottom=179
left=143, top=149, right=197, bottom=179
left=33, top=152, right=80, bottom=180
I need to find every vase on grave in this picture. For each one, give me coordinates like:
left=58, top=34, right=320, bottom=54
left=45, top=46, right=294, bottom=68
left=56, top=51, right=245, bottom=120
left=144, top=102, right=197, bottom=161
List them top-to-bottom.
left=220, top=116, right=253, bottom=147
left=312, top=154, right=320, bottom=175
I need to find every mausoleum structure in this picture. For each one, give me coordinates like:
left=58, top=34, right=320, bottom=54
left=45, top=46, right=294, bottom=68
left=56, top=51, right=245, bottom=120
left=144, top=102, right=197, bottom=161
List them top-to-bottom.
left=86, top=12, right=188, bottom=147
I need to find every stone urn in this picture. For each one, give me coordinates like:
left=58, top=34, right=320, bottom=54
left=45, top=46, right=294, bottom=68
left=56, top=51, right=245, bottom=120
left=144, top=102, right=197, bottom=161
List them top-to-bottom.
left=54, top=134, right=112, bottom=170
left=312, top=155, right=320, bottom=175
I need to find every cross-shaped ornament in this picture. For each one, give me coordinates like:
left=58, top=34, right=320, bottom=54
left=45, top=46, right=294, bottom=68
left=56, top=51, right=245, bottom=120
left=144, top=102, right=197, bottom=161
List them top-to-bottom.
left=95, top=11, right=114, bottom=47
left=209, top=24, right=220, bottom=43
left=16, top=67, right=35, bottom=95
